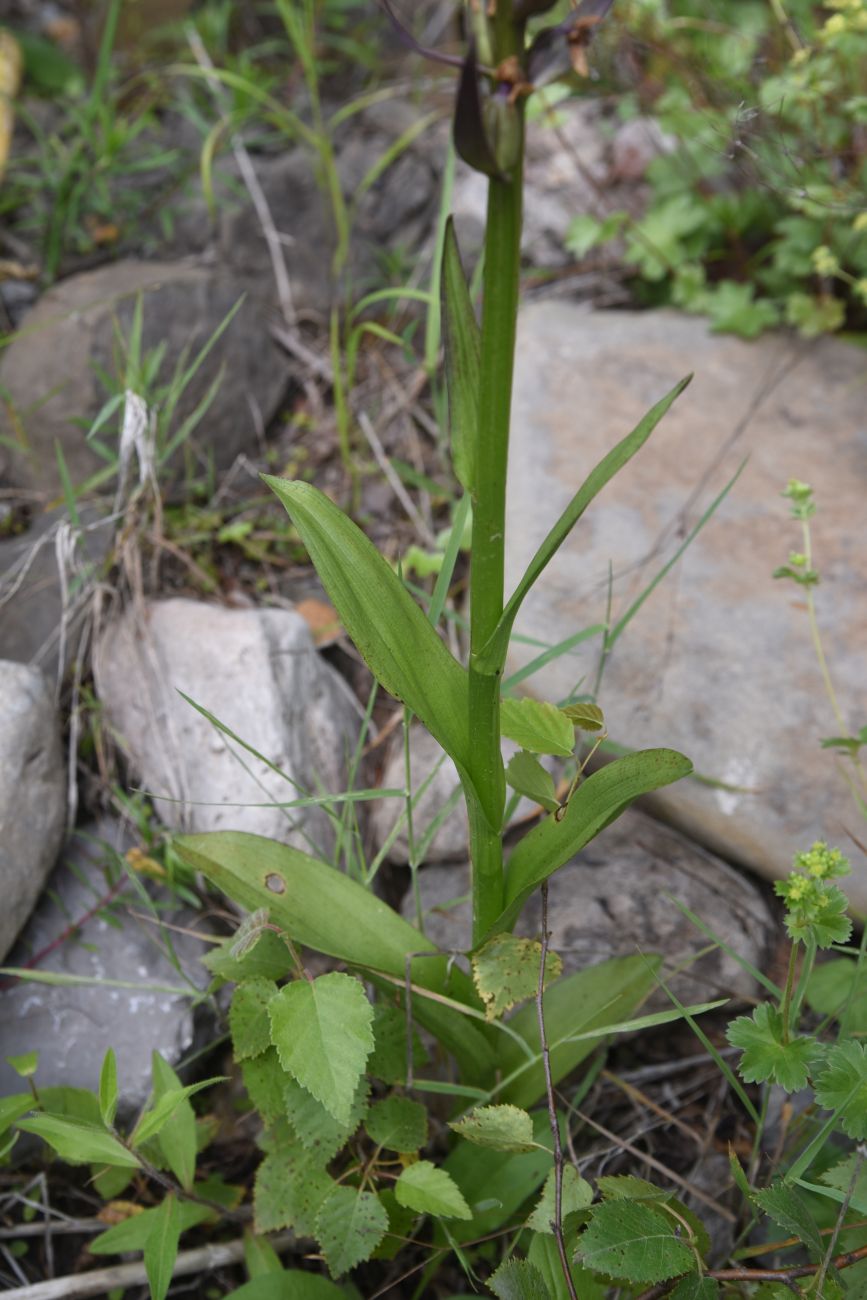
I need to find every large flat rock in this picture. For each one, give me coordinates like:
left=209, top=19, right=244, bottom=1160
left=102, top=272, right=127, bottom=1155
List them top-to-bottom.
left=506, top=306, right=867, bottom=910
left=93, top=600, right=360, bottom=861
left=0, top=662, right=66, bottom=961
left=0, top=820, right=210, bottom=1109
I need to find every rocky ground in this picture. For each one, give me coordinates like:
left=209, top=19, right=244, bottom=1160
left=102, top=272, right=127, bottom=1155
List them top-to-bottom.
left=0, top=12, right=865, bottom=1291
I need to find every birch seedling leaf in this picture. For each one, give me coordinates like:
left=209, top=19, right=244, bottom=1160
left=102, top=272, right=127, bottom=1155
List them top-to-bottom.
left=501, top=698, right=575, bottom=757
left=472, top=933, right=562, bottom=1020
left=268, top=972, right=374, bottom=1124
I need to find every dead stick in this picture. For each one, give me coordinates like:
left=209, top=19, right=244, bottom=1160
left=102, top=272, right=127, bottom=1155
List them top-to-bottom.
left=0, top=1232, right=296, bottom=1300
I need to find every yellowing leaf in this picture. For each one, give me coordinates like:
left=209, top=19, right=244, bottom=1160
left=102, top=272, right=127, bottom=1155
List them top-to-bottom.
left=472, top=933, right=562, bottom=1020
left=449, top=1104, right=538, bottom=1153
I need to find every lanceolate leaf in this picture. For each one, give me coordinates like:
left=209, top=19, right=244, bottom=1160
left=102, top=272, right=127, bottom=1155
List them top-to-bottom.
left=442, top=217, right=480, bottom=493
left=475, top=377, right=692, bottom=674
left=263, top=477, right=472, bottom=783
left=493, top=749, right=693, bottom=935
left=505, top=751, right=559, bottom=814
left=176, top=832, right=495, bottom=1084
left=151, top=1052, right=198, bottom=1193
left=16, top=1115, right=141, bottom=1168
left=143, top=1193, right=181, bottom=1300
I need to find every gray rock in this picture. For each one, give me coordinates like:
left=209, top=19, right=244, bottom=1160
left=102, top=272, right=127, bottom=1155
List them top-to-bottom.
left=0, top=260, right=287, bottom=496
left=505, top=304, right=867, bottom=911
left=0, top=506, right=113, bottom=682
left=93, top=600, right=360, bottom=861
left=0, top=662, right=66, bottom=961
left=369, top=725, right=558, bottom=865
left=402, top=809, right=773, bottom=1005
left=0, top=820, right=210, bottom=1108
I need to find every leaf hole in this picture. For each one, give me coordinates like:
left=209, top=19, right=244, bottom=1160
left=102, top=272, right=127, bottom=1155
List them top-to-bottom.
left=264, top=873, right=286, bottom=894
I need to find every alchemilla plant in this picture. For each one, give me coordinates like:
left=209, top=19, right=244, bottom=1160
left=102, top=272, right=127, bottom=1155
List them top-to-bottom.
left=6, top=4, right=867, bottom=1298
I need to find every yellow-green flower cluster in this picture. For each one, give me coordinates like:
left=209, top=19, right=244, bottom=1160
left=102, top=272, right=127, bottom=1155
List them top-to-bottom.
left=821, top=0, right=867, bottom=35
left=812, top=245, right=840, bottom=277
left=793, top=840, right=850, bottom=880
left=775, top=842, right=852, bottom=947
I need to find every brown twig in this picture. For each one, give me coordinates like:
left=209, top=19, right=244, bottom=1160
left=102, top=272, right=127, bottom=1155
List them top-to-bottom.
left=536, top=882, right=579, bottom=1300
left=635, top=1242, right=867, bottom=1300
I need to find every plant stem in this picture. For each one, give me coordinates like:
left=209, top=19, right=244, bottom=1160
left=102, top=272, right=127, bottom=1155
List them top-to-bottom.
left=468, top=14, right=525, bottom=944
left=536, top=882, right=579, bottom=1300
left=780, top=942, right=800, bottom=1044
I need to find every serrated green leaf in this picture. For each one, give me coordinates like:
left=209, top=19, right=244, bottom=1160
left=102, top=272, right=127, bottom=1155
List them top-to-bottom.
left=442, top=217, right=479, bottom=493
left=476, top=376, right=691, bottom=674
left=263, top=476, right=478, bottom=806
left=500, top=699, right=575, bottom=758
left=560, top=702, right=605, bottom=732
left=494, top=750, right=693, bottom=935
left=505, top=752, right=560, bottom=814
left=176, top=832, right=494, bottom=1086
left=203, top=927, right=293, bottom=984
left=472, top=934, right=562, bottom=1021
left=806, top=960, right=867, bottom=1033
left=268, top=973, right=374, bottom=1125
left=231, top=979, right=279, bottom=1062
left=369, top=1002, right=427, bottom=1085
left=726, top=1004, right=818, bottom=1092
left=813, top=1041, right=867, bottom=1138
left=99, top=1049, right=118, bottom=1128
left=242, top=1049, right=288, bottom=1125
left=6, top=1051, right=39, bottom=1078
left=151, top=1053, right=198, bottom=1193
left=284, top=1075, right=368, bottom=1163
left=365, top=1097, right=428, bottom=1153
left=450, top=1105, right=538, bottom=1153
left=444, top=1111, right=555, bottom=1244
left=16, top=1115, right=141, bottom=1168
left=254, top=1145, right=334, bottom=1236
left=820, top=1154, right=867, bottom=1215
left=395, top=1160, right=472, bottom=1220
left=527, top=1166, right=593, bottom=1233
left=597, top=1175, right=670, bottom=1201
left=751, top=1181, right=824, bottom=1260
left=316, top=1186, right=388, bottom=1278
left=372, top=1188, right=419, bottom=1262
left=144, top=1194, right=180, bottom=1300
left=576, top=1200, right=696, bottom=1284
left=90, top=1201, right=213, bottom=1254
left=243, top=1230, right=284, bottom=1278
left=528, top=1231, right=604, bottom=1300
left=487, top=1258, right=552, bottom=1299
left=669, top=1277, right=719, bottom=1300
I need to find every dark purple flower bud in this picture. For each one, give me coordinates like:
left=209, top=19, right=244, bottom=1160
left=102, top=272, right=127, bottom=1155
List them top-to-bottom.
left=527, top=0, right=615, bottom=86
left=454, top=41, right=509, bottom=180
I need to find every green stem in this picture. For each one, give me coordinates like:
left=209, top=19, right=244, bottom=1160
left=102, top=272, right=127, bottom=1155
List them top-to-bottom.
left=467, top=12, right=525, bottom=945
left=780, top=943, right=800, bottom=1044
